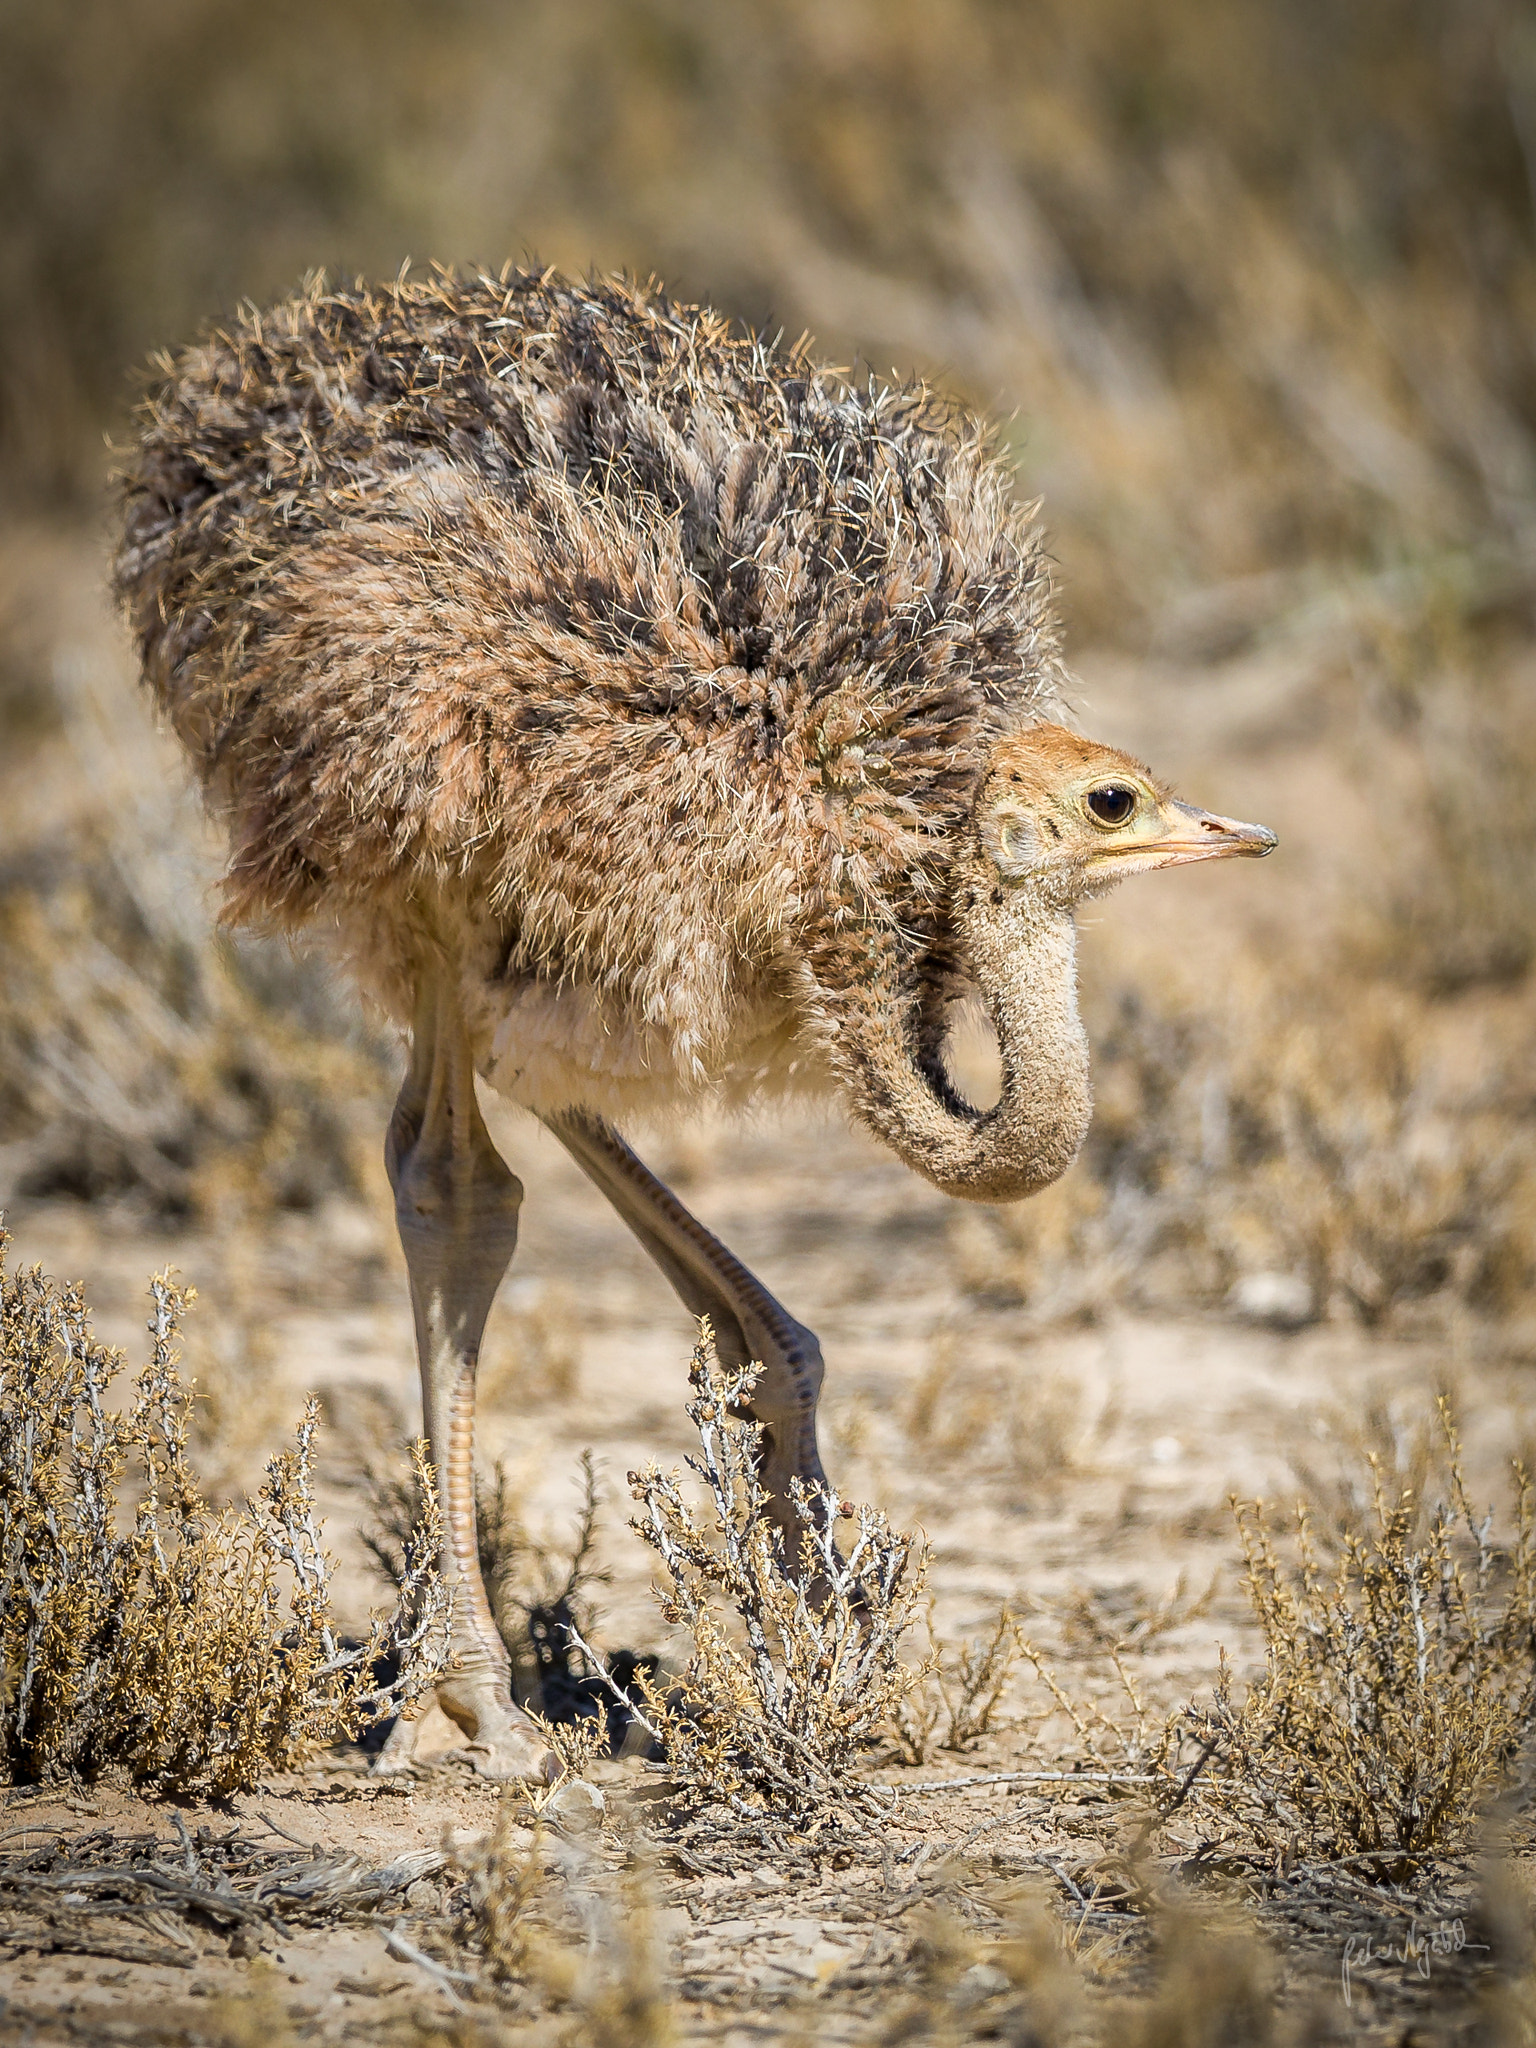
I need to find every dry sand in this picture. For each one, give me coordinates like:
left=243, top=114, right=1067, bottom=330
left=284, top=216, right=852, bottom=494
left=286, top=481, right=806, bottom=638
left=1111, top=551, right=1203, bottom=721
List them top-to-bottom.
left=3, top=1082, right=1521, bottom=2042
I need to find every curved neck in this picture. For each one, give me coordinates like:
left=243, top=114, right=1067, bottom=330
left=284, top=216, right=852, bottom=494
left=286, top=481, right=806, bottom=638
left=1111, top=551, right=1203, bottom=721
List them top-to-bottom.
left=818, top=883, right=1091, bottom=1204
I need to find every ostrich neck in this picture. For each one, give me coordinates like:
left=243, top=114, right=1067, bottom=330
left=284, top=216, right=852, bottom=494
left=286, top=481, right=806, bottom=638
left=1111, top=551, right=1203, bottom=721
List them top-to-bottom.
left=831, top=884, right=1091, bottom=1205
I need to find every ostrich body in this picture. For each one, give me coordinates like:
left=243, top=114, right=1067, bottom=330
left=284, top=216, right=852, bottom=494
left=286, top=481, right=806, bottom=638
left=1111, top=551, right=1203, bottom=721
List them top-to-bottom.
left=114, top=270, right=1275, bottom=1776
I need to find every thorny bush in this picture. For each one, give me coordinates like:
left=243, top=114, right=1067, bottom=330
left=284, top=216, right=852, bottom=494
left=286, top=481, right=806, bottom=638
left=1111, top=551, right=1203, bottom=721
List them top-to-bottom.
left=0, top=1228, right=447, bottom=1793
left=605, top=1327, right=926, bottom=1824
left=1174, top=1403, right=1536, bottom=1880
left=362, top=1445, right=658, bottom=1751
left=892, top=1603, right=1024, bottom=1765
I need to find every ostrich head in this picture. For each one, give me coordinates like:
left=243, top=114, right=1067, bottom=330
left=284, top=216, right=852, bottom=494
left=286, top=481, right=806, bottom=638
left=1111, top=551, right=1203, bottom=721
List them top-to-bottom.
left=818, top=723, right=1276, bottom=1206
left=973, top=725, right=1277, bottom=903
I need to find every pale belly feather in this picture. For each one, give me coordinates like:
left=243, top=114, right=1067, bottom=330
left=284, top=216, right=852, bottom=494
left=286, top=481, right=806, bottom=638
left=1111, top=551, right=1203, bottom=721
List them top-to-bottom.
left=472, top=975, right=828, bottom=1124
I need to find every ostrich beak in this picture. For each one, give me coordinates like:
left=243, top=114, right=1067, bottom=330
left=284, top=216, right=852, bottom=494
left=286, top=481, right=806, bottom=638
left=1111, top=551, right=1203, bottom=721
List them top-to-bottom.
left=1091, top=798, right=1277, bottom=879
left=1140, top=800, right=1278, bottom=870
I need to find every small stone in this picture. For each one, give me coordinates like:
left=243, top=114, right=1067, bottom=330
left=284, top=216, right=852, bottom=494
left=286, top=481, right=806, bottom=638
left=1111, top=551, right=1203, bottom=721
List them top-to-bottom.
left=1229, top=1270, right=1315, bottom=1329
left=956, top=1961, right=1010, bottom=2003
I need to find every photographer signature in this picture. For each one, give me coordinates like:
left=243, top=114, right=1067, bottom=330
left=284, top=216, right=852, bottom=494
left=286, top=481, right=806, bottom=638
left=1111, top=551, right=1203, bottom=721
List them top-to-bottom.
left=1342, top=1921, right=1483, bottom=2007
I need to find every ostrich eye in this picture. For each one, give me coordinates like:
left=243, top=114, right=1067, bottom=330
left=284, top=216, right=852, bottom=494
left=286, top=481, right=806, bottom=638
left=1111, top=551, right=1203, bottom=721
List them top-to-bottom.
left=1086, top=784, right=1137, bottom=827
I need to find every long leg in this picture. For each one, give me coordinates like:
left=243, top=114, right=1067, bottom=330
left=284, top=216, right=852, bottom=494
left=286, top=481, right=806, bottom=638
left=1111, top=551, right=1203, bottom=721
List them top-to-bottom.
left=375, top=977, right=547, bottom=1779
left=543, top=1110, right=829, bottom=1556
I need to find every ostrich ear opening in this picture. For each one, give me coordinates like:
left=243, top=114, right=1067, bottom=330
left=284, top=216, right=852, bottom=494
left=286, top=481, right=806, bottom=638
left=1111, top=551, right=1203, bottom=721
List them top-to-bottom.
left=979, top=806, right=1040, bottom=878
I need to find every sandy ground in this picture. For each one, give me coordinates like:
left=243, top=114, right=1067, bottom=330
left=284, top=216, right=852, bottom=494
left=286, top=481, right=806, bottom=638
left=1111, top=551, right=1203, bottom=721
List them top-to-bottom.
left=3, top=1086, right=1523, bottom=2044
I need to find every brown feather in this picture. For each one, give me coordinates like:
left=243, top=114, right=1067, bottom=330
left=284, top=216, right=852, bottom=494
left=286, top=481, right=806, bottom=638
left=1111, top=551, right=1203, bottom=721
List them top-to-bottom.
left=113, top=267, right=1064, bottom=1117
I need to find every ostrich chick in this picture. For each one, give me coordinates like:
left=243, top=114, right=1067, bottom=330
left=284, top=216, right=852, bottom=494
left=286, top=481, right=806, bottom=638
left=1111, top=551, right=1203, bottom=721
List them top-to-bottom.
left=113, top=270, right=1275, bottom=1777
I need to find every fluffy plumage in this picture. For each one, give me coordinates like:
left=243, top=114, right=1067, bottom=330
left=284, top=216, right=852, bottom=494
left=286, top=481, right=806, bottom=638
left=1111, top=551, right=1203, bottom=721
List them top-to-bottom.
left=113, top=268, right=1063, bottom=1118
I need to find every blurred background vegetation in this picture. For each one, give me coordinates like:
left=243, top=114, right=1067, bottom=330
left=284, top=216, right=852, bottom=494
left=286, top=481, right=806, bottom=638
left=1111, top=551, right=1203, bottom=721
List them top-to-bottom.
left=1, top=0, right=1533, bottom=1342
left=6, top=0, right=1536, bottom=624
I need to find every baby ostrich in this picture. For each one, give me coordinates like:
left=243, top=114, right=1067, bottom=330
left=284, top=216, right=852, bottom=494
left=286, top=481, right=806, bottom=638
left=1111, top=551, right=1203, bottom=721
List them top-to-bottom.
left=113, top=270, right=1275, bottom=1777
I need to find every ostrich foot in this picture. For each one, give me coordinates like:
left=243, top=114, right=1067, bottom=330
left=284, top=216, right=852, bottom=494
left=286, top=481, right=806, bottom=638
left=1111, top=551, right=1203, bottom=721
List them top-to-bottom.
left=440, top=1671, right=553, bottom=1780
left=371, top=1677, right=553, bottom=1780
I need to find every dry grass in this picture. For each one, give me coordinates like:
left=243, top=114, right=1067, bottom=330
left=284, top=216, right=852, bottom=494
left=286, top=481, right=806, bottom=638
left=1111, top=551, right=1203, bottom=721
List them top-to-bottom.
left=5, top=2, right=1533, bottom=650
left=3, top=6, right=1533, bottom=1328
left=2, top=9, right=1535, bottom=2036
left=0, top=561, right=396, bottom=1228
left=1360, top=655, right=1536, bottom=999
left=955, top=947, right=1536, bottom=1341
left=0, top=1226, right=446, bottom=1794
left=904, top=1332, right=1105, bottom=1493
left=879, top=1391, right=1536, bottom=1897
left=1172, top=1404, right=1536, bottom=1881
left=1055, top=1574, right=1218, bottom=1661
left=892, top=1606, right=1026, bottom=1766
left=449, top=1799, right=545, bottom=1988
left=445, top=1801, right=677, bottom=2042
left=0, top=1822, right=457, bottom=1976
left=521, top=1863, right=678, bottom=2048
left=872, top=1882, right=1318, bottom=2048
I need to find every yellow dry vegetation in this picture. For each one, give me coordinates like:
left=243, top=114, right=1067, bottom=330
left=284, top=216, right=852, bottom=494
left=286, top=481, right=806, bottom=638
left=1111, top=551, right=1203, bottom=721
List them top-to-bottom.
left=0, top=1228, right=447, bottom=1794
left=1176, top=1405, right=1536, bottom=1881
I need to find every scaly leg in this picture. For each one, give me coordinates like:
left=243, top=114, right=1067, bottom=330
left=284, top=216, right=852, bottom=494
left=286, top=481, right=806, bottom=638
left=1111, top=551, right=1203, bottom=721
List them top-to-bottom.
left=374, top=977, right=547, bottom=1780
left=543, top=1110, right=830, bottom=1560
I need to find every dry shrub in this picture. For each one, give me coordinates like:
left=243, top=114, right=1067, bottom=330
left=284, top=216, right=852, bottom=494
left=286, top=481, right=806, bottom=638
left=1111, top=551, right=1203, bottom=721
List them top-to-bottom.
left=956, top=954, right=1535, bottom=1338
left=1217, top=987, right=1533, bottom=1333
left=0, top=1228, right=446, bottom=1792
left=178, top=1257, right=295, bottom=1497
left=614, top=1326, right=926, bottom=1822
left=1286, top=1388, right=1447, bottom=1552
left=1176, top=1404, right=1536, bottom=1880
left=362, top=1445, right=618, bottom=1724
left=1056, top=1574, right=1218, bottom=1660
left=893, top=1605, right=1024, bottom=1765
left=1014, top=1631, right=1175, bottom=1783
left=532, top=1701, right=614, bottom=1786
left=446, top=1796, right=676, bottom=2039
left=450, top=1800, right=545, bottom=1988
left=525, top=1864, right=678, bottom=2048
left=881, top=1883, right=1306, bottom=2048
left=878, top=1893, right=1084, bottom=2047
left=1109, top=1899, right=1287, bottom=2048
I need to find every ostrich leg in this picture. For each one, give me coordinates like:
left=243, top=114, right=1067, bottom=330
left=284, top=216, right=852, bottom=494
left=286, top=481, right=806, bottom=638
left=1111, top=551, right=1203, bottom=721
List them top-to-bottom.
left=373, top=979, right=547, bottom=1779
left=544, top=1111, right=829, bottom=1558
